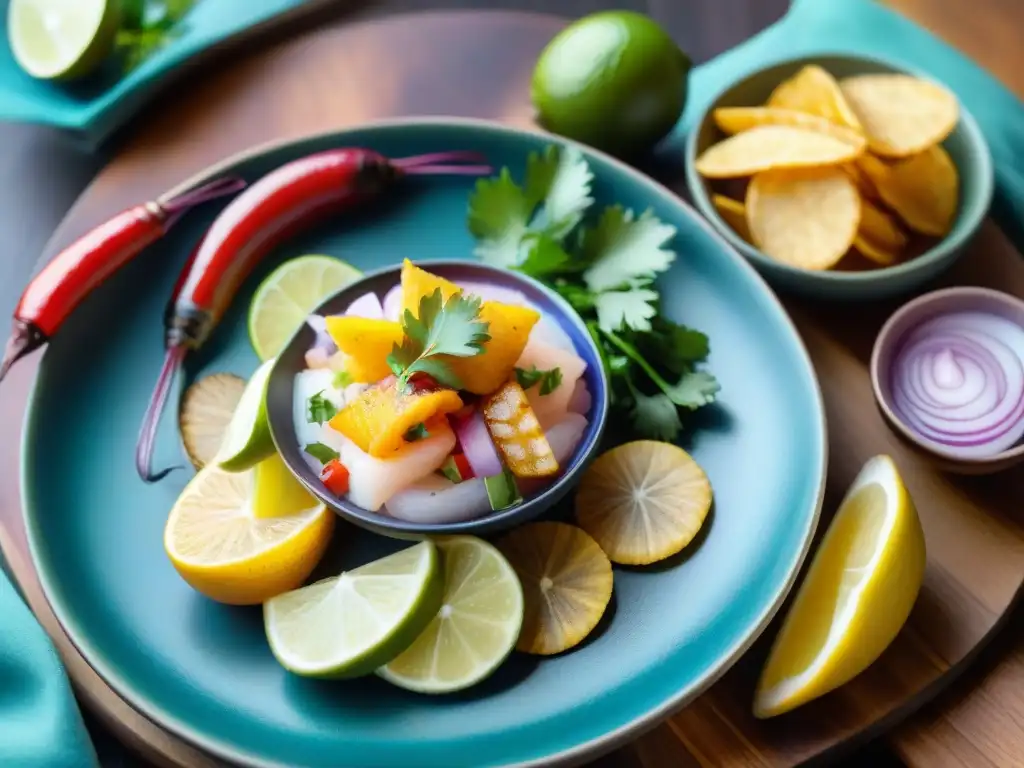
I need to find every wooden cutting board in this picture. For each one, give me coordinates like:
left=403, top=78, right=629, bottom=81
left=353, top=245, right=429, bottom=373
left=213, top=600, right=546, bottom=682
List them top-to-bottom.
left=2, top=8, right=1023, bottom=768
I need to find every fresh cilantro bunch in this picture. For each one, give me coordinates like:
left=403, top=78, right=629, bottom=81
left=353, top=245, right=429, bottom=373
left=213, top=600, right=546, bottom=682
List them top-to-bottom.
left=467, top=145, right=719, bottom=442
left=387, top=288, right=491, bottom=391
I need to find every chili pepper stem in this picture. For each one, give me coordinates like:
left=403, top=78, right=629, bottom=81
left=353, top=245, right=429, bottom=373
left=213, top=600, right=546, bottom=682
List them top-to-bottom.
left=0, top=320, right=45, bottom=384
left=135, top=344, right=188, bottom=483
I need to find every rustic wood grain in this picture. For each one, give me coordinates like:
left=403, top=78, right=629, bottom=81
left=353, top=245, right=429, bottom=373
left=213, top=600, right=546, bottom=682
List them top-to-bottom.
left=2, top=5, right=1023, bottom=768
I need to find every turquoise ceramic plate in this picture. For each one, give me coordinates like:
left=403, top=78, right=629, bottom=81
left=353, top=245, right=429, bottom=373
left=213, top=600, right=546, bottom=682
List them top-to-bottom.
left=0, top=0, right=321, bottom=149
left=23, top=118, right=826, bottom=767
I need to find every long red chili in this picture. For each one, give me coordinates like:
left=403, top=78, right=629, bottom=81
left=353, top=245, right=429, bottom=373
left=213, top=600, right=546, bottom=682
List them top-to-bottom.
left=136, top=148, right=492, bottom=482
left=0, top=176, right=247, bottom=383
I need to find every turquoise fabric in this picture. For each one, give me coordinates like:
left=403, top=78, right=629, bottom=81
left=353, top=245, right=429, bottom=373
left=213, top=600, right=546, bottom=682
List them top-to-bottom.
left=2, top=0, right=1022, bottom=766
left=0, top=570, right=98, bottom=768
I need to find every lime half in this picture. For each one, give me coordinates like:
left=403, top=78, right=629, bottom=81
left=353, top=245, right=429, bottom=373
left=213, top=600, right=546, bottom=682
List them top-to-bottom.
left=8, top=0, right=121, bottom=81
left=248, top=255, right=362, bottom=361
left=215, top=359, right=276, bottom=473
left=379, top=537, right=524, bottom=693
left=264, top=541, right=444, bottom=678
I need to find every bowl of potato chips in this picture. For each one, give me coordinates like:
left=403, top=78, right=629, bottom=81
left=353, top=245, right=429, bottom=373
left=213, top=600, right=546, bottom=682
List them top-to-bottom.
left=685, top=54, right=992, bottom=300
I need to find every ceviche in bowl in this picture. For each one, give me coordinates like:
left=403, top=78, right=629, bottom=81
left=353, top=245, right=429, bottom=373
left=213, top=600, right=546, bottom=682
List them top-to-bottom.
left=266, top=258, right=609, bottom=537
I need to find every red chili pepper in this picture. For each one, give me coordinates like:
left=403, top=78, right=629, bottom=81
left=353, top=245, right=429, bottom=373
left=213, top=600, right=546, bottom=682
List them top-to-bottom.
left=135, top=148, right=491, bottom=482
left=0, top=176, right=246, bottom=384
left=452, top=452, right=474, bottom=480
left=320, top=459, right=351, bottom=496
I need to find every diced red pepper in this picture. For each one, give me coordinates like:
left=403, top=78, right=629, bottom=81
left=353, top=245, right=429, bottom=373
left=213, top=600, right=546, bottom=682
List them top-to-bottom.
left=408, top=372, right=440, bottom=393
left=453, top=452, right=474, bottom=480
left=320, top=459, right=350, bottom=496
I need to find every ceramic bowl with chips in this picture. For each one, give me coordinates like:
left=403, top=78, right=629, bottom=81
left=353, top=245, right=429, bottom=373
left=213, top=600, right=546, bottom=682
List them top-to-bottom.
left=684, top=54, right=993, bottom=302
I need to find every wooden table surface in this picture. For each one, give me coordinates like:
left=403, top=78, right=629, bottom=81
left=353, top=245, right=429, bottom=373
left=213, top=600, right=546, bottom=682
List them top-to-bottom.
left=1, top=2, right=1023, bottom=768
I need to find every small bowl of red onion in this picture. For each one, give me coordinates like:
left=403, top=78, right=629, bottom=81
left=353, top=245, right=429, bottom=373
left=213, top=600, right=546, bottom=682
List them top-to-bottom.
left=871, top=286, right=1024, bottom=474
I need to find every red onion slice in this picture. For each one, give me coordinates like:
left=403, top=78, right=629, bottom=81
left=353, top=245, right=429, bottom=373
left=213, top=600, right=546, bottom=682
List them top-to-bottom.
left=382, top=285, right=403, bottom=321
left=344, top=291, right=385, bottom=319
left=889, top=311, right=1024, bottom=457
left=304, top=314, right=338, bottom=359
left=451, top=408, right=503, bottom=478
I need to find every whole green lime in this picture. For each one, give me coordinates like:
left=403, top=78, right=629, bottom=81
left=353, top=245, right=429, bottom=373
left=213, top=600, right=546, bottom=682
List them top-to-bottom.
left=531, top=11, right=691, bottom=157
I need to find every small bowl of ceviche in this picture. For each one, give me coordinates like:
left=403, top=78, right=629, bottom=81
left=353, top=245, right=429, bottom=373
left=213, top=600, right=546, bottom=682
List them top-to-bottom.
left=266, top=259, right=609, bottom=537
left=871, top=285, right=1024, bottom=474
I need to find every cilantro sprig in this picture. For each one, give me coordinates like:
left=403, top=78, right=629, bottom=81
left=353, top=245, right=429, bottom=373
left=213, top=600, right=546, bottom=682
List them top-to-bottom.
left=467, top=145, right=719, bottom=442
left=387, top=288, right=491, bottom=391
left=515, top=365, right=563, bottom=396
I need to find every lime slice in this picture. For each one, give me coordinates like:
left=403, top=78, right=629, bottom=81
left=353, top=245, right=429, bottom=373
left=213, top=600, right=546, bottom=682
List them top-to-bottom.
left=8, top=0, right=121, bottom=81
left=248, top=255, right=362, bottom=361
left=215, top=359, right=276, bottom=473
left=179, top=373, right=246, bottom=469
left=574, top=440, right=713, bottom=565
left=753, top=455, right=926, bottom=718
left=164, top=457, right=333, bottom=605
left=379, top=537, right=524, bottom=693
left=264, top=541, right=444, bottom=679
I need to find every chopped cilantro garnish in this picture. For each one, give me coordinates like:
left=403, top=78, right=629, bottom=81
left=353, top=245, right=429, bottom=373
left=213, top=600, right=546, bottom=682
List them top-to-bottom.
left=466, top=145, right=719, bottom=445
left=386, top=288, right=491, bottom=391
left=515, top=365, right=563, bottom=396
left=307, top=391, right=337, bottom=425
left=404, top=423, right=430, bottom=442
left=304, top=442, right=339, bottom=464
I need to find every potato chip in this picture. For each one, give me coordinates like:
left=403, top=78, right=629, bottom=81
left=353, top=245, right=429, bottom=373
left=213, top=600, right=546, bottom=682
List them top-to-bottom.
left=766, top=65, right=863, bottom=131
left=839, top=74, right=958, bottom=157
left=712, top=107, right=865, bottom=149
left=695, top=126, right=862, bottom=178
left=858, top=146, right=958, bottom=236
left=842, top=161, right=878, bottom=199
left=746, top=167, right=860, bottom=271
left=711, top=194, right=750, bottom=241
left=859, top=197, right=908, bottom=250
left=853, top=235, right=898, bottom=267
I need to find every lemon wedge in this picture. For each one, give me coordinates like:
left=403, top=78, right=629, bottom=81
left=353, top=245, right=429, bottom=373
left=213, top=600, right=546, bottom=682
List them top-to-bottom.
left=164, top=454, right=334, bottom=605
left=753, top=455, right=926, bottom=718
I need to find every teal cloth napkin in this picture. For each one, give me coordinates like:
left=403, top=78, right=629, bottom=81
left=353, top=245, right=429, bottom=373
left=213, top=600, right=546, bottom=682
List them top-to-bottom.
left=3, top=1, right=1024, bottom=766
left=0, top=569, right=98, bottom=768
